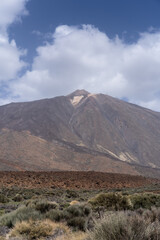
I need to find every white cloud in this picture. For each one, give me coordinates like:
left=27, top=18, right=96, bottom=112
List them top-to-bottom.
left=0, top=0, right=27, bottom=91
left=0, top=0, right=28, bottom=33
left=0, top=2, right=160, bottom=111
left=10, top=24, right=160, bottom=111
left=11, top=25, right=127, bottom=100
left=0, top=36, right=26, bottom=82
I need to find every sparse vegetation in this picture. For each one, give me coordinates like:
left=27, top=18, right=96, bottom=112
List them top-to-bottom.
left=1, top=180, right=160, bottom=239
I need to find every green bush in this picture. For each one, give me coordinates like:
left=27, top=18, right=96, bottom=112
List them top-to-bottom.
left=89, top=192, right=132, bottom=211
left=130, top=193, right=160, bottom=209
left=0, top=199, right=60, bottom=228
left=35, top=200, right=58, bottom=213
left=46, top=203, right=92, bottom=231
left=63, top=203, right=92, bottom=231
left=65, top=204, right=91, bottom=218
left=0, top=205, right=42, bottom=228
left=45, top=209, right=63, bottom=222
left=67, top=216, right=87, bottom=231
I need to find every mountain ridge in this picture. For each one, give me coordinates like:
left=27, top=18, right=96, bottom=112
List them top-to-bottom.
left=0, top=89, right=160, bottom=177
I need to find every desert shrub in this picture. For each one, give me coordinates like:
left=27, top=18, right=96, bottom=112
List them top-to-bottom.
left=66, top=190, right=79, bottom=199
left=22, top=191, right=35, bottom=200
left=89, top=192, right=132, bottom=211
left=12, top=193, right=24, bottom=202
left=130, top=193, right=160, bottom=209
left=0, top=194, right=9, bottom=204
left=24, top=198, right=40, bottom=207
left=25, top=198, right=58, bottom=210
left=0, top=199, right=58, bottom=228
left=35, top=200, right=58, bottom=213
left=46, top=203, right=92, bottom=231
left=64, top=203, right=92, bottom=231
left=65, top=204, right=92, bottom=218
left=0, top=205, right=41, bottom=228
left=65, top=205, right=82, bottom=218
left=135, top=207, right=145, bottom=215
left=142, top=207, right=160, bottom=222
left=0, top=209, right=5, bottom=216
left=46, top=209, right=63, bottom=222
left=86, top=211, right=160, bottom=240
left=87, top=212, right=129, bottom=240
left=67, top=217, right=87, bottom=231
left=10, top=219, right=54, bottom=240
left=10, top=220, right=75, bottom=240
left=145, top=220, right=160, bottom=240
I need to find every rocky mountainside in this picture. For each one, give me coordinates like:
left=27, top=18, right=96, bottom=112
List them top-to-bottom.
left=0, top=89, right=160, bottom=176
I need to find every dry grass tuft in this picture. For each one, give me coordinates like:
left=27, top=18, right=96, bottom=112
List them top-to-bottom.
left=70, top=200, right=80, bottom=205
left=9, top=219, right=70, bottom=240
left=9, top=219, right=87, bottom=240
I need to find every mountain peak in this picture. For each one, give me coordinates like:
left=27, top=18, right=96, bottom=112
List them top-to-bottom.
left=67, top=89, right=90, bottom=106
left=68, top=89, right=90, bottom=98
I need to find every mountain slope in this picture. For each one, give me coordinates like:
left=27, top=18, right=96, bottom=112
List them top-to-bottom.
left=0, top=89, right=160, bottom=174
left=67, top=91, right=160, bottom=167
left=0, top=128, right=141, bottom=175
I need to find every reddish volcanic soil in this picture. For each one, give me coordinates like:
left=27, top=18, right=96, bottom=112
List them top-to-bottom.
left=0, top=171, right=159, bottom=190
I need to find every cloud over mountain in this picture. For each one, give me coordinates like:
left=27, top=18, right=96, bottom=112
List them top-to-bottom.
left=1, top=1, right=160, bottom=111
left=11, top=25, right=160, bottom=111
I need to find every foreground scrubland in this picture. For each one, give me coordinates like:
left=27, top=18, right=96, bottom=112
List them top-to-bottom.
left=0, top=172, right=160, bottom=239
left=1, top=182, right=160, bottom=239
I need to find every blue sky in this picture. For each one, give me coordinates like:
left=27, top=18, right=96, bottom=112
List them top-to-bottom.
left=1, top=0, right=160, bottom=110
left=9, top=0, right=160, bottom=63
